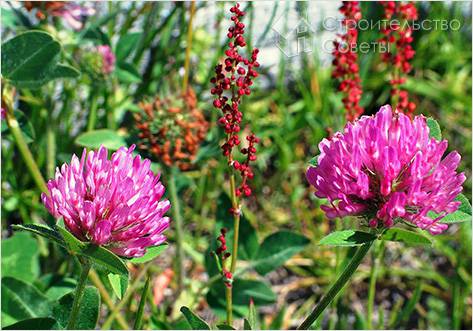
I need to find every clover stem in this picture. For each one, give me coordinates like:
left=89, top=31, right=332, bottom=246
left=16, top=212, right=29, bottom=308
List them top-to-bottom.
left=3, top=90, right=48, bottom=193
left=298, top=241, right=374, bottom=330
left=67, top=260, right=91, bottom=330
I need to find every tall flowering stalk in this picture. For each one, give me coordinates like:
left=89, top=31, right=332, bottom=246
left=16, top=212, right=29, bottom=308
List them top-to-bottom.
left=332, top=1, right=364, bottom=121
left=379, top=1, right=418, bottom=115
left=210, top=2, right=260, bottom=325
left=299, top=106, right=465, bottom=329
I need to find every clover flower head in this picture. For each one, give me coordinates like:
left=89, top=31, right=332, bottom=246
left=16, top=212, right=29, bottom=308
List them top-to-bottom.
left=23, top=1, right=95, bottom=30
left=97, top=45, right=116, bottom=75
left=306, top=105, right=466, bottom=235
left=42, top=145, right=171, bottom=257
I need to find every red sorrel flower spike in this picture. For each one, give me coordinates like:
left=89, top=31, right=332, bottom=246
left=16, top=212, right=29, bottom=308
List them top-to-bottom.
left=332, top=1, right=364, bottom=121
left=379, top=1, right=418, bottom=115
left=211, top=2, right=260, bottom=199
left=97, top=45, right=116, bottom=75
left=306, top=106, right=466, bottom=235
left=42, top=145, right=171, bottom=257
left=214, top=228, right=233, bottom=287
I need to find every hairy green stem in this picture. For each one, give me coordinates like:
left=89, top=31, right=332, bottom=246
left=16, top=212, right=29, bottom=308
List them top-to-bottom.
left=4, top=104, right=48, bottom=193
left=169, top=167, right=185, bottom=294
left=298, top=241, right=374, bottom=330
left=67, top=261, right=91, bottom=329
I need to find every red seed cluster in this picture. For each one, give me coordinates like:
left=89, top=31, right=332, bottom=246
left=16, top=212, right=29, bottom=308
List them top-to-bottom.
left=332, top=1, right=364, bottom=121
left=379, top=1, right=418, bottom=115
left=210, top=2, right=260, bottom=199
left=134, top=88, right=209, bottom=170
left=233, top=133, right=259, bottom=197
left=215, top=228, right=232, bottom=287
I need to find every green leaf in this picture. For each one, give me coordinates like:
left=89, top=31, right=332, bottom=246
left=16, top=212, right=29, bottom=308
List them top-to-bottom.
left=79, top=9, right=120, bottom=42
left=81, top=27, right=110, bottom=45
left=1, top=31, right=78, bottom=88
left=1, top=31, right=59, bottom=81
left=116, top=32, right=143, bottom=61
left=116, top=62, right=141, bottom=83
left=47, top=64, right=80, bottom=80
left=426, top=117, right=442, bottom=140
left=75, top=129, right=128, bottom=151
left=308, top=155, right=318, bottom=167
left=437, top=193, right=472, bottom=223
left=456, top=193, right=472, bottom=215
left=12, top=224, right=65, bottom=248
left=56, top=225, right=86, bottom=253
left=56, top=226, right=129, bottom=276
left=381, top=228, right=432, bottom=246
left=318, top=230, right=376, bottom=246
left=252, top=231, right=310, bottom=275
left=1, top=232, right=40, bottom=283
left=130, top=244, right=168, bottom=264
left=81, top=245, right=129, bottom=277
left=108, top=273, right=128, bottom=300
left=1, top=277, right=51, bottom=323
left=133, top=277, right=150, bottom=330
left=44, top=278, right=77, bottom=301
left=207, top=279, right=276, bottom=318
left=391, top=282, right=422, bottom=328
left=52, top=286, right=100, bottom=330
left=248, top=298, right=258, bottom=330
left=269, top=306, right=286, bottom=329
left=180, top=307, right=210, bottom=330
left=3, top=317, right=57, bottom=330
left=243, top=319, right=252, bottom=330
left=216, top=324, right=235, bottom=330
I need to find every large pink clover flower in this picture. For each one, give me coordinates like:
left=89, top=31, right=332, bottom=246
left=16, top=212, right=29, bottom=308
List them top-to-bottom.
left=306, top=105, right=465, bottom=235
